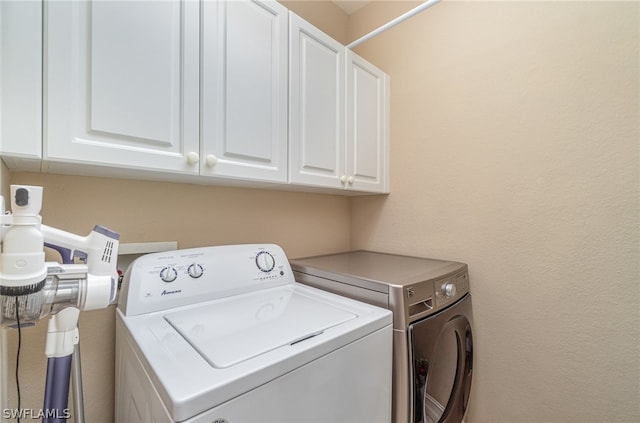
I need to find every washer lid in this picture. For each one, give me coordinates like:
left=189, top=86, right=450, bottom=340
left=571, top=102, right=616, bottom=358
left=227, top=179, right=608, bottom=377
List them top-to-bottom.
left=164, top=286, right=357, bottom=368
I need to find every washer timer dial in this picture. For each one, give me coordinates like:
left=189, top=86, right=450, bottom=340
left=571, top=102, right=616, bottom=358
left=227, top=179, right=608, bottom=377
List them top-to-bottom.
left=255, top=251, right=276, bottom=273
left=187, top=263, right=204, bottom=278
left=159, top=266, right=178, bottom=283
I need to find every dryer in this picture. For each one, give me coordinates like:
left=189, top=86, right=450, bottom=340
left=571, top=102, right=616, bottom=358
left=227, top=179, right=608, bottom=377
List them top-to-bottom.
left=115, top=244, right=392, bottom=423
left=290, top=251, right=473, bottom=423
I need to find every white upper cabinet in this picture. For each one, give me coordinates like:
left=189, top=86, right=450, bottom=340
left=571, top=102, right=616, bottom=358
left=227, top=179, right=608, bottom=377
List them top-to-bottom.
left=0, top=0, right=42, bottom=170
left=44, top=0, right=200, bottom=175
left=201, top=0, right=288, bottom=182
left=11, top=1, right=389, bottom=194
left=289, top=12, right=345, bottom=190
left=289, top=12, right=389, bottom=193
left=346, top=50, right=390, bottom=193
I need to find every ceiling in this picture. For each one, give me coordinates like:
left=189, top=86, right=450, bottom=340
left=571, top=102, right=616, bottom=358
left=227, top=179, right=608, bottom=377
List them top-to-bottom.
left=333, top=1, right=371, bottom=15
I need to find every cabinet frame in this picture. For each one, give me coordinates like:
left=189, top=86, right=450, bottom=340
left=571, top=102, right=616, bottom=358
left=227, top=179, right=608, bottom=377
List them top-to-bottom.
left=2, top=1, right=390, bottom=195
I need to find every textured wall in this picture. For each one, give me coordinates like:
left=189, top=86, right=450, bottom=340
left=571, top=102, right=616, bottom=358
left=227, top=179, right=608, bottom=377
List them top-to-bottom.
left=349, top=1, right=639, bottom=422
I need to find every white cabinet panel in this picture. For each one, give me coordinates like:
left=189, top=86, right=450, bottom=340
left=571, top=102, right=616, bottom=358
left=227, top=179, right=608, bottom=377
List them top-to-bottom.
left=0, top=0, right=42, bottom=169
left=45, top=0, right=199, bottom=174
left=202, top=0, right=288, bottom=182
left=91, top=1, right=180, bottom=144
left=289, top=12, right=345, bottom=189
left=289, top=12, right=389, bottom=194
left=347, top=51, right=390, bottom=193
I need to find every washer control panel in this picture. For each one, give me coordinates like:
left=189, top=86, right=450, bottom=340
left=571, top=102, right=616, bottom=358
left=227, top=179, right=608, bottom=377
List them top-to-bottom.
left=119, top=244, right=294, bottom=316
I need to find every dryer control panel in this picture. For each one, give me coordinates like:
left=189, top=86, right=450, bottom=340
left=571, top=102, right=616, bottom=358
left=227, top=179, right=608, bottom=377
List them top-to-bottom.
left=118, top=244, right=294, bottom=316
left=403, top=268, right=470, bottom=324
left=433, top=269, right=469, bottom=309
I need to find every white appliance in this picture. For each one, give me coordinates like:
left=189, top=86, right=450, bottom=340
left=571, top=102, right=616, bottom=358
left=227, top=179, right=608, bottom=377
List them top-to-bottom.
left=115, top=244, right=392, bottom=423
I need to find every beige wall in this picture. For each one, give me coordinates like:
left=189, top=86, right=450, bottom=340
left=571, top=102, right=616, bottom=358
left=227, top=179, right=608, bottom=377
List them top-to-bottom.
left=280, top=0, right=349, bottom=43
left=1, top=1, right=638, bottom=423
left=349, top=1, right=639, bottom=423
left=2, top=173, right=351, bottom=422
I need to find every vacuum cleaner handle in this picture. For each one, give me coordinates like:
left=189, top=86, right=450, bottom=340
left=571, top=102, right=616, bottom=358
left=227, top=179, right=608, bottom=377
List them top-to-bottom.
left=43, top=225, right=120, bottom=279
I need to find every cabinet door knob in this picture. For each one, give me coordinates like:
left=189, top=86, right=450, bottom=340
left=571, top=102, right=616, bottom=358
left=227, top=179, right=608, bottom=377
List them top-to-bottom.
left=186, top=152, right=199, bottom=165
left=205, top=154, right=219, bottom=168
left=340, top=175, right=347, bottom=184
left=347, top=176, right=354, bottom=185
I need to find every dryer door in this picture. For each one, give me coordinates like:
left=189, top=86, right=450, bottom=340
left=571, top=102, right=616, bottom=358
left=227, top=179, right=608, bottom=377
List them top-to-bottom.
left=409, top=294, right=473, bottom=423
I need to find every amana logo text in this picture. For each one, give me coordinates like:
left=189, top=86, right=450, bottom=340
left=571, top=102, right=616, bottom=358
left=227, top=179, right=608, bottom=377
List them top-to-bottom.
left=161, top=289, right=182, bottom=296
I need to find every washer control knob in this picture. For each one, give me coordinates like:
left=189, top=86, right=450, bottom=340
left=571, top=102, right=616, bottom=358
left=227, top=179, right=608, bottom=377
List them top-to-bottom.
left=255, top=251, right=275, bottom=273
left=187, top=263, right=204, bottom=278
left=160, top=266, right=178, bottom=283
left=443, top=282, right=457, bottom=298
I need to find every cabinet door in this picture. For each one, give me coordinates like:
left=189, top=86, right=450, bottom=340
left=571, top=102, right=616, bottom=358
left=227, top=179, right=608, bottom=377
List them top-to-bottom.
left=0, top=0, right=42, bottom=169
left=45, top=0, right=199, bottom=175
left=201, top=0, right=288, bottom=183
left=289, top=12, right=345, bottom=189
left=346, top=51, right=390, bottom=193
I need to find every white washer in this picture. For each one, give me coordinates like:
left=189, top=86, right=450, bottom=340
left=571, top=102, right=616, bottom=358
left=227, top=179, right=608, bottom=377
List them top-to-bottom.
left=115, top=244, right=392, bottom=423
